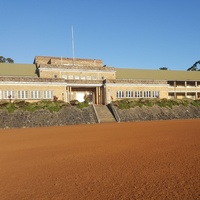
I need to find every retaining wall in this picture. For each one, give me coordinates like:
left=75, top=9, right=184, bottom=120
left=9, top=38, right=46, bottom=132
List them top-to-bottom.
left=1, top=104, right=200, bottom=129
left=115, top=104, right=200, bottom=122
left=0, top=106, right=97, bottom=129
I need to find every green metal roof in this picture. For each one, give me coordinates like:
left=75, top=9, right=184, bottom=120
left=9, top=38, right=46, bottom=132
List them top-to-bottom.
left=0, top=63, right=37, bottom=77
left=116, top=68, right=200, bottom=81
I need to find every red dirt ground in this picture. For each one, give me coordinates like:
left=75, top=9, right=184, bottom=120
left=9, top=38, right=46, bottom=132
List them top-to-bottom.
left=0, top=119, right=200, bottom=200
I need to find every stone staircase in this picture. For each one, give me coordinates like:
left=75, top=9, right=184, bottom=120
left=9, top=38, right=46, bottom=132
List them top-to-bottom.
left=94, top=105, right=116, bottom=123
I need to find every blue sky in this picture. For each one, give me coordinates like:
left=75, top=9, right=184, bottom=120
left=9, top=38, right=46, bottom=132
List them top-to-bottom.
left=1, top=0, right=200, bottom=70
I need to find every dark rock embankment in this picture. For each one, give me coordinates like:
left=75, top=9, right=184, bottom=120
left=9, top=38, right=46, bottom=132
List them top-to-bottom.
left=1, top=104, right=200, bottom=129
left=115, top=104, right=200, bottom=122
left=0, top=106, right=97, bottom=129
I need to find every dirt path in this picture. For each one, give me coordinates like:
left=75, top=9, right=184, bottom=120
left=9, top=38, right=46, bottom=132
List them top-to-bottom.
left=0, top=120, right=200, bottom=200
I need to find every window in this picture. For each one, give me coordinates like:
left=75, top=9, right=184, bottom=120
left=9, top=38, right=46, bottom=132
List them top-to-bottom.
left=62, top=75, right=67, bottom=79
left=68, top=75, right=73, bottom=80
left=75, top=75, right=79, bottom=80
left=81, top=76, right=86, bottom=80
left=87, top=76, right=91, bottom=80
left=92, top=76, right=97, bottom=80
left=4, top=91, right=15, bottom=99
left=18, top=91, right=28, bottom=99
left=31, top=91, right=41, bottom=99
left=44, top=91, right=53, bottom=99
left=116, top=91, right=124, bottom=98
left=126, top=91, right=134, bottom=98
left=135, top=91, right=142, bottom=98
left=144, top=91, right=151, bottom=98
left=152, top=91, right=160, bottom=98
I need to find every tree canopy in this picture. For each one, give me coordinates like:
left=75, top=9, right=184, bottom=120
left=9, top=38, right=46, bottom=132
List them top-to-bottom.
left=0, top=56, right=14, bottom=63
left=187, top=60, right=200, bottom=71
left=159, top=67, right=168, bottom=70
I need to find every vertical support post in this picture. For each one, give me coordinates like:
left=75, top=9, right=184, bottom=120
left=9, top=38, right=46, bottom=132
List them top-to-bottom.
left=174, top=81, right=177, bottom=99
left=69, top=86, right=72, bottom=101
left=96, top=87, right=98, bottom=104
left=98, top=87, right=100, bottom=104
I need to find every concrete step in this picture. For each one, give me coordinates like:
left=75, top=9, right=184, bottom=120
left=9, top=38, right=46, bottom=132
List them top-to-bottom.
left=94, top=105, right=116, bottom=123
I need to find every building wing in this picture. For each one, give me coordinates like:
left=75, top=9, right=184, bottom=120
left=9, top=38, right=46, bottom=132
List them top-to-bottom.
left=0, top=63, right=37, bottom=77
left=116, top=68, right=200, bottom=81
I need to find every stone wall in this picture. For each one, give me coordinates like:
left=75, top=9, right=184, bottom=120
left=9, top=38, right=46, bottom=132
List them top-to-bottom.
left=34, top=56, right=103, bottom=67
left=1, top=104, right=200, bottom=129
left=115, top=104, right=200, bottom=122
left=0, top=106, right=98, bottom=129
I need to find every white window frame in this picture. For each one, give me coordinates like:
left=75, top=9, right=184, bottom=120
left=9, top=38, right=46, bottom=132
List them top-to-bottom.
left=62, top=75, right=67, bottom=79
left=68, top=75, right=73, bottom=80
left=87, top=76, right=92, bottom=80
left=92, top=76, right=97, bottom=80
left=4, top=90, right=15, bottom=99
left=18, top=91, right=28, bottom=99
left=31, top=91, right=41, bottom=99
left=44, top=91, right=53, bottom=99
left=116, top=91, right=124, bottom=98
left=126, top=91, right=134, bottom=98
left=135, top=91, right=142, bottom=98
left=144, top=91, right=151, bottom=98
left=152, top=91, right=160, bottom=98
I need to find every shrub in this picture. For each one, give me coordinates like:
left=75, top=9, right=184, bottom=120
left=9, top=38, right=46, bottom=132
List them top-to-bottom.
left=112, top=98, right=200, bottom=109
left=0, top=100, right=71, bottom=113
left=76, top=100, right=89, bottom=109
left=191, top=100, right=200, bottom=107
left=5, top=103, right=17, bottom=113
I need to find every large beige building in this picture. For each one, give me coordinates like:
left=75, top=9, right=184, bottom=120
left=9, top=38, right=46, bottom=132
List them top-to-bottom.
left=1, top=56, right=200, bottom=104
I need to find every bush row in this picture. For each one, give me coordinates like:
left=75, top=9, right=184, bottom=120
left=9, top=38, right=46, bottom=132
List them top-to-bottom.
left=112, top=98, right=200, bottom=109
left=0, top=99, right=89, bottom=113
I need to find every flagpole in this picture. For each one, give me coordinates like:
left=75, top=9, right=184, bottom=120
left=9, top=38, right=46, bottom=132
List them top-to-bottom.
left=72, top=26, right=75, bottom=66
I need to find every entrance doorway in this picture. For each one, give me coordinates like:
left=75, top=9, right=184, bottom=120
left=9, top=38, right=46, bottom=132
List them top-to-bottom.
left=76, top=92, right=85, bottom=102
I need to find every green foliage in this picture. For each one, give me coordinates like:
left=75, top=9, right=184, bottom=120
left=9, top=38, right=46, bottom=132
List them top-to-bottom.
left=0, top=56, right=14, bottom=63
left=187, top=60, right=200, bottom=71
left=159, top=67, right=168, bottom=70
left=113, top=98, right=200, bottom=109
left=190, top=99, right=200, bottom=107
left=0, top=100, right=70, bottom=112
left=76, top=100, right=89, bottom=109
left=45, top=101, right=61, bottom=112
left=5, top=103, right=17, bottom=113
left=23, top=104, right=41, bottom=112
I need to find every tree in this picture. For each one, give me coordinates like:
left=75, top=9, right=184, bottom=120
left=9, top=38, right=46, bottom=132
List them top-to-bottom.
left=0, top=56, right=14, bottom=63
left=0, top=56, right=6, bottom=63
left=6, top=58, right=14, bottom=63
left=187, top=60, right=200, bottom=71
left=159, top=67, right=168, bottom=70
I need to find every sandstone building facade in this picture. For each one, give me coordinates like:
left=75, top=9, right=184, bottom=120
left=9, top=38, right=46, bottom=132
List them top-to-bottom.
left=1, top=56, right=200, bottom=104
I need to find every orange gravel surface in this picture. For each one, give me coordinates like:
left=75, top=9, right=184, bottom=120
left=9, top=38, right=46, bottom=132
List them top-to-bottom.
left=0, top=120, right=200, bottom=200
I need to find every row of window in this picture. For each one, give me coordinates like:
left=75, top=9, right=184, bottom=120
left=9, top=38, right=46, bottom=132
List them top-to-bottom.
left=61, top=75, right=98, bottom=80
left=168, top=81, right=200, bottom=87
left=3, top=90, right=53, bottom=100
left=116, top=91, right=160, bottom=98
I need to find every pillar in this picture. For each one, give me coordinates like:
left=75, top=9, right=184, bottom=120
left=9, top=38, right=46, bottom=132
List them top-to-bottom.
left=96, top=87, right=98, bottom=104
